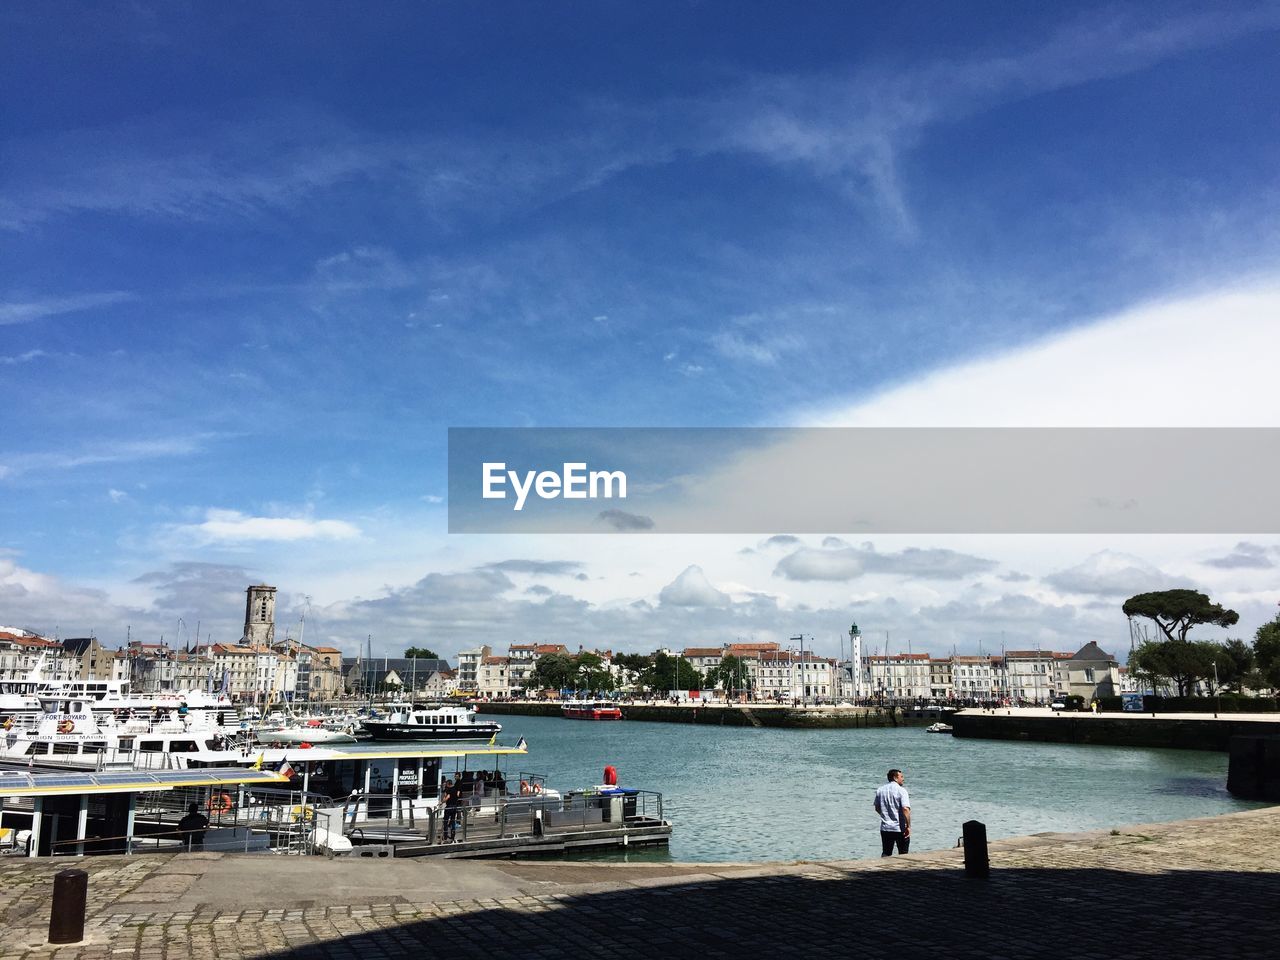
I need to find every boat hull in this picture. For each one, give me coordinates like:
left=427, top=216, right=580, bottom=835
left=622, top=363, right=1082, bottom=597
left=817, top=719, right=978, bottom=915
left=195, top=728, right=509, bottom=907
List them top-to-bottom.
left=562, top=708, right=623, bottom=720
left=361, top=720, right=503, bottom=741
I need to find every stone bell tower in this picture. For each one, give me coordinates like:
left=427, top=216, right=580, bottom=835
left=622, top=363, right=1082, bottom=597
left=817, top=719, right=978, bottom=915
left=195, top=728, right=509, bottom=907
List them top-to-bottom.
left=243, top=584, right=277, bottom=647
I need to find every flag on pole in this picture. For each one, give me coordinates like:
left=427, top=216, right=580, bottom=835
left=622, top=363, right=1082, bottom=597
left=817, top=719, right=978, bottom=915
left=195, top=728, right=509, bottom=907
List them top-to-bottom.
left=487, top=732, right=497, bottom=746
left=515, top=736, right=528, bottom=751
left=250, top=753, right=265, bottom=771
left=277, top=757, right=295, bottom=780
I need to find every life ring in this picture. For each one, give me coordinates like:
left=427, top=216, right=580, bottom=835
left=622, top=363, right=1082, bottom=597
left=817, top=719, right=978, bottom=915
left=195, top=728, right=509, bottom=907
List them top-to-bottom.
left=57, top=719, right=75, bottom=734
left=207, top=792, right=234, bottom=814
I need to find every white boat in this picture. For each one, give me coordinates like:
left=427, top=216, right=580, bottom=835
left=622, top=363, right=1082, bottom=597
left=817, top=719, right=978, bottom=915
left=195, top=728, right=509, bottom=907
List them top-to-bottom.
left=361, top=703, right=501, bottom=741
left=925, top=722, right=953, bottom=733
left=254, top=724, right=357, bottom=746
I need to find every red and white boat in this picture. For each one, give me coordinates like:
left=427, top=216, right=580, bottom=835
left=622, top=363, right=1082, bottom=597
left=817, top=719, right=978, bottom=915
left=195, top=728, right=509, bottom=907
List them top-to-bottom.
left=561, top=700, right=623, bottom=721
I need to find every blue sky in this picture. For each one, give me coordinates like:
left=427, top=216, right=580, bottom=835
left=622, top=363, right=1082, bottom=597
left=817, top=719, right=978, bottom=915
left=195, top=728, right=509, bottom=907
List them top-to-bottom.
left=3, top=2, right=1279, bottom=657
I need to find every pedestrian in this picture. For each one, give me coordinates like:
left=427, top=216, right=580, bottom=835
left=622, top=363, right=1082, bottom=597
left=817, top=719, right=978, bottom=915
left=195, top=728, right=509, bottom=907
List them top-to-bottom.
left=873, top=768, right=911, bottom=857
left=442, top=777, right=462, bottom=842
left=178, top=802, right=209, bottom=851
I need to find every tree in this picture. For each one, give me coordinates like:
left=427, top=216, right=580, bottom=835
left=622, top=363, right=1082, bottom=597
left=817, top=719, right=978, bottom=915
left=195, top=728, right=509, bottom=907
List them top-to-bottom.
left=1122, top=590, right=1240, bottom=645
left=1254, top=612, right=1280, bottom=691
left=1130, top=639, right=1221, bottom=698
left=1214, top=639, right=1255, bottom=693
left=403, top=646, right=438, bottom=659
left=573, top=652, right=616, bottom=693
left=612, top=652, right=652, bottom=673
left=528, top=653, right=577, bottom=691
left=642, top=653, right=701, bottom=693
left=705, top=654, right=753, bottom=695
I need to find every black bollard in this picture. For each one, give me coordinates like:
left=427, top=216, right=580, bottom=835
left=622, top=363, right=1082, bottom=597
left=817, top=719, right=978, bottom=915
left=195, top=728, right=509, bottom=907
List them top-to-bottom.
left=962, top=820, right=990, bottom=879
left=48, top=868, right=88, bottom=944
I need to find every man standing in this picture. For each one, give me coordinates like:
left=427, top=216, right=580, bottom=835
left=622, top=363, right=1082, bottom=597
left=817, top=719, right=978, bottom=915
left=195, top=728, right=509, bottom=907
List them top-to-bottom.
left=873, top=768, right=911, bottom=857
left=178, top=802, right=210, bottom=851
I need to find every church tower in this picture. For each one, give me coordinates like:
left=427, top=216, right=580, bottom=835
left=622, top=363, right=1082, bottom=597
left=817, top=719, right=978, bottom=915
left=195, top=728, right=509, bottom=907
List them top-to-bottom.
left=243, top=584, right=277, bottom=647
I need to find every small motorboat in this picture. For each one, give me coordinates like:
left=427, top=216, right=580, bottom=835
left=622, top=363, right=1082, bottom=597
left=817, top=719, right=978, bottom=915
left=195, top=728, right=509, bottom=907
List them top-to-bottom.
left=561, top=700, right=623, bottom=721
left=925, top=722, right=953, bottom=734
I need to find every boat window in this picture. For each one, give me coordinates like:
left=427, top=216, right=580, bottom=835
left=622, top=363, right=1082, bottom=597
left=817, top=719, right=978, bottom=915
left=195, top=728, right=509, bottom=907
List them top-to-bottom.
left=117, top=737, right=134, bottom=751
left=140, top=740, right=164, bottom=752
left=168, top=740, right=198, bottom=752
left=23, top=742, right=39, bottom=755
left=52, top=742, right=79, bottom=755
left=82, top=742, right=104, bottom=754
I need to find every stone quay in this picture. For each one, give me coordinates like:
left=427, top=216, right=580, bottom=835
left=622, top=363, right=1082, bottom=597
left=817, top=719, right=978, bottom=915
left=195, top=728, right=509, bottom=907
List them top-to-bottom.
left=3, top=805, right=1279, bottom=959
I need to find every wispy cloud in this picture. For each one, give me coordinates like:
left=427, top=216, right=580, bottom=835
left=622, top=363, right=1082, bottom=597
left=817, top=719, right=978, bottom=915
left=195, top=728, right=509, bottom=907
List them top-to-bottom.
left=7, top=8, right=1272, bottom=238
left=0, top=291, right=135, bottom=326
left=711, top=330, right=804, bottom=366
left=0, top=349, right=49, bottom=365
left=0, top=436, right=208, bottom=479
left=176, top=509, right=362, bottom=545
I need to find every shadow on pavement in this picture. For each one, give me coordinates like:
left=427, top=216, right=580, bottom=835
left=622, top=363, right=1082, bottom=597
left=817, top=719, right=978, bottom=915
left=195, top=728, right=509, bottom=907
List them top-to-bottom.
left=254, top=864, right=1280, bottom=960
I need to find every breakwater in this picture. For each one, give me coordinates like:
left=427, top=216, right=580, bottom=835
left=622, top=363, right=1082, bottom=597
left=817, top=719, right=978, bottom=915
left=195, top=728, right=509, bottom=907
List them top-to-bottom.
left=475, top=700, right=927, bottom=728
left=951, top=709, right=1280, bottom=751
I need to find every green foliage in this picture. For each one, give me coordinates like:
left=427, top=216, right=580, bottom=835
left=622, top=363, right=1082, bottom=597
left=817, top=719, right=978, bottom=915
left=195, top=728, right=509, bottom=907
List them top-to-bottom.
left=1122, top=590, right=1240, bottom=644
left=1254, top=612, right=1280, bottom=691
left=1130, top=638, right=1242, bottom=698
left=1215, top=639, right=1255, bottom=692
left=403, top=646, right=438, bottom=659
left=528, top=651, right=617, bottom=693
left=612, top=652, right=652, bottom=673
left=528, top=653, right=577, bottom=690
left=641, top=653, right=701, bottom=692
left=704, top=654, right=753, bottom=693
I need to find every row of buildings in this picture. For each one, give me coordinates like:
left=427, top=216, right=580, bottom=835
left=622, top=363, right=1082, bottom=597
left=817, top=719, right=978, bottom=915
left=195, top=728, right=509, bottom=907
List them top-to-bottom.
left=4, top=582, right=1127, bottom=704
left=452, top=638, right=1128, bottom=703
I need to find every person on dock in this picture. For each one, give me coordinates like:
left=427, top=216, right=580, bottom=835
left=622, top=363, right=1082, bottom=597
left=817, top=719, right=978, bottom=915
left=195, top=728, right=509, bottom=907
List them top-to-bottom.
left=873, top=768, right=911, bottom=857
left=442, top=778, right=462, bottom=842
left=178, top=802, right=209, bottom=851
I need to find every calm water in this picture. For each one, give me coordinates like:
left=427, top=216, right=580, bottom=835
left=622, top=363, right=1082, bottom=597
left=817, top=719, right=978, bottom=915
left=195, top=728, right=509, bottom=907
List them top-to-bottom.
left=480, top=715, right=1263, bottom=862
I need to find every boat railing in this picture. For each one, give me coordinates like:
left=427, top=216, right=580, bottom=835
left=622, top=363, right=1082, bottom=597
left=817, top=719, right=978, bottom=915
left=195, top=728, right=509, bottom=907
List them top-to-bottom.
left=33, top=784, right=323, bottom=857
left=337, top=786, right=666, bottom=849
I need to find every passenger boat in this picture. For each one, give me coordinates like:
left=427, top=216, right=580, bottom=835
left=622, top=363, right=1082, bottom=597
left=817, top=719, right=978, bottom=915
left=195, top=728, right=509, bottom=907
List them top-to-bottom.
left=561, top=700, right=623, bottom=721
left=360, top=703, right=501, bottom=741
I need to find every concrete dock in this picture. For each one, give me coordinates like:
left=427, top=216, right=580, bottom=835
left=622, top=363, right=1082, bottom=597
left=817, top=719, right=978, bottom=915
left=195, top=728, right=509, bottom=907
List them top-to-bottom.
left=952, top=706, right=1280, bottom=750
left=3, top=805, right=1279, bottom=959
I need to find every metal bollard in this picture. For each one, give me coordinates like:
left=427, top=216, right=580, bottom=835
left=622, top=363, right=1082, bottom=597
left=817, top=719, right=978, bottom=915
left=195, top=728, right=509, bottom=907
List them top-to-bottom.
left=962, top=820, right=990, bottom=879
left=48, top=868, right=88, bottom=944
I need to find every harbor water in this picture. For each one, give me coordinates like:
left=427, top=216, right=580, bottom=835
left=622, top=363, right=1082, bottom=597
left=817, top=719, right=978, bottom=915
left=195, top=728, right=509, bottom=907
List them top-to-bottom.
left=477, top=714, right=1264, bottom=862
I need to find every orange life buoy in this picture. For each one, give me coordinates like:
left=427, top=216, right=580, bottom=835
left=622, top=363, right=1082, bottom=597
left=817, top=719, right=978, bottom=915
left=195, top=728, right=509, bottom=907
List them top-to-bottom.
left=57, top=719, right=75, bottom=734
left=603, top=764, right=618, bottom=786
left=207, top=792, right=234, bottom=814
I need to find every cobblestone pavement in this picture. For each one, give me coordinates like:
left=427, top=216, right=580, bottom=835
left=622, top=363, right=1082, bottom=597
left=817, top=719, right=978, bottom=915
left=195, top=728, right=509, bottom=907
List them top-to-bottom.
left=3, top=806, right=1279, bottom=960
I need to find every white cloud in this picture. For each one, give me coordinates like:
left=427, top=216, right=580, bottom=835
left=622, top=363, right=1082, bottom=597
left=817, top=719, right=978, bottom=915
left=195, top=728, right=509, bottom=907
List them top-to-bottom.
left=807, top=285, right=1280, bottom=427
left=0, top=291, right=135, bottom=326
left=710, top=331, right=803, bottom=365
left=1, top=349, right=49, bottom=364
left=107, top=489, right=129, bottom=503
left=181, top=509, right=361, bottom=544
left=1202, top=541, right=1274, bottom=570
left=774, top=544, right=997, bottom=582
left=1043, top=550, right=1186, bottom=598
left=659, top=565, right=731, bottom=607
